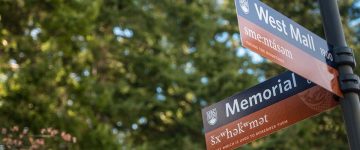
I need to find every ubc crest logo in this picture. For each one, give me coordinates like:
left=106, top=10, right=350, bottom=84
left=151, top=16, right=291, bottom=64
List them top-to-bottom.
left=239, top=0, right=249, bottom=14
left=206, top=108, right=217, bottom=126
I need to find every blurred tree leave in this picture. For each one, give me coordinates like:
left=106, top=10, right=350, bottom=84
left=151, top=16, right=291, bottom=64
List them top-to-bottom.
left=0, top=0, right=359, bottom=149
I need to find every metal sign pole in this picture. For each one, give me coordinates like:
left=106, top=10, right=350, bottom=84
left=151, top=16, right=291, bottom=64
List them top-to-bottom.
left=318, top=0, right=360, bottom=149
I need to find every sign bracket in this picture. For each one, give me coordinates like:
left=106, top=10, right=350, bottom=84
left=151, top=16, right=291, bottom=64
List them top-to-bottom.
left=332, top=46, right=359, bottom=93
left=333, top=46, right=356, bottom=68
left=339, top=74, right=360, bottom=94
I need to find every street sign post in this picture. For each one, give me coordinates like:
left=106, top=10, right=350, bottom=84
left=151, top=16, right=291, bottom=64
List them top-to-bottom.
left=235, top=0, right=342, bottom=97
left=318, top=0, right=360, bottom=149
left=201, top=1, right=360, bottom=149
left=202, top=71, right=338, bottom=150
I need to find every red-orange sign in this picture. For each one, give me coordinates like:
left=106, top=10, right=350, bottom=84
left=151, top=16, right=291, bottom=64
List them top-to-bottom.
left=235, top=0, right=342, bottom=97
left=202, top=72, right=338, bottom=150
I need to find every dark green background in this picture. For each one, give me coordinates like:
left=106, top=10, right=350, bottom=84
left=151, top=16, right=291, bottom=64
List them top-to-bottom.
left=0, top=0, right=359, bottom=149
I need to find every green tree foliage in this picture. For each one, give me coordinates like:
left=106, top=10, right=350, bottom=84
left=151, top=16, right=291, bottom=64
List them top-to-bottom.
left=0, top=0, right=359, bottom=149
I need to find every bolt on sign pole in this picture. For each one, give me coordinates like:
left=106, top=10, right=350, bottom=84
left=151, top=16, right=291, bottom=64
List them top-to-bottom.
left=318, top=0, right=360, bottom=149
